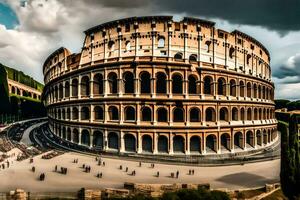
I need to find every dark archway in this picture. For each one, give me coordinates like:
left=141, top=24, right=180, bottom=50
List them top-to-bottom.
left=140, top=71, right=151, bottom=94
left=108, top=72, right=118, bottom=94
left=123, top=72, right=134, bottom=94
left=156, top=72, right=167, bottom=94
left=93, top=74, right=103, bottom=95
left=172, top=74, right=183, bottom=94
left=188, top=75, right=197, bottom=94
left=81, top=76, right=90, bottom=96
left=204, top=76, right=213, bottom=95
left=217, top=78, right=226, bottom=95
left=94, top=106, right=103, bottom=120
left=109, top=106, right=119, bottom=120
left=125, top=106, right=135, bottom=121
left=141, top=107, right=152, bottom=121
left=157, top=107, right=168, bottom=122
left=173, top=107, right=184, bottom=122
left=205, top=107, right=216, bottom=122
left=190, top=108, right=200, bottom=122
left=81, top=130, right=90, bottom=146
left=93, top=131, right=103, bottom=149
left=108, top=132, right=119, bottom=150
left=234, top=132, right=243, bottom=149
left=221, top=133, right=230, bottom=151
left=124, top=134, right=136, bottom=152
left=142, top=135, right=152, bottom=153
left=158, top=135, right=168, bottom=153
left=173, top=135, right=185, bottom=153
left=206, top=135, right=217, bottom=152
left=190, top=136, right=201, bottom=153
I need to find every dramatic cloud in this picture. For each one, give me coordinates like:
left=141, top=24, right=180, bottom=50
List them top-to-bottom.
left=0, top=0, right=299, bottom=100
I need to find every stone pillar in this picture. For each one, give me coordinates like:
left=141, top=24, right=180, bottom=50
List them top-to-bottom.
left=168, top=30, right=172, bottom=59
left=118, top=68, right=123, bottom=97
left=90, top=73, right=94, bottom=99
left=78, top=75, right=81, bottom=99
left=134, top=77, right=139, bottom=97
left=104, top=103, right=108, bottom=123
left=120, top=104, right=124, bottom=124
left=136, top=104, right=140, bottom=125
left=104, top=129, right=108, bottom=151
left=120, top=131, right=125, bottom=153
left=231, top=131, right=235, bottom=153
left=78, top=132, right=82, bottom=145
left=137, top=132, right=142, bottom=153
left=89, top=133, right=93, bottom=148
left=153, top=133, right=158, bottom=154
left=169, top=133, right=173, bottom=155
left=202, top=133, right=206, bottom=154
left=186, top=134, right=190, bottom=155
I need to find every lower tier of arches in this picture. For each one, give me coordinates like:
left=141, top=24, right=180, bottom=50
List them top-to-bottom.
left=49, top=121, right=278, bottom=155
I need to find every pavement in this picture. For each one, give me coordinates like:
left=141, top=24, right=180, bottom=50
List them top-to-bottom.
left=0, top=151, right=280, bottom=192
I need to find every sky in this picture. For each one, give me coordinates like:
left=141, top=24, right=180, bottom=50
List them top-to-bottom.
left=0, top=0, right=300, bottom=100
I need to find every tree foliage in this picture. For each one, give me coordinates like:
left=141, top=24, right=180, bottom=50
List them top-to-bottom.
left=275, top=99, right=290, bottom=110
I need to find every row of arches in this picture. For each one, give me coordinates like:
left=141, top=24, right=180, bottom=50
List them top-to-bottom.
left=48, top=71, right=274, bottom=103
left=9, top=85, right=41, bottom=100
left=51, top=105, right=275, bottom=122
left=51, top=124, right=278, bottom=154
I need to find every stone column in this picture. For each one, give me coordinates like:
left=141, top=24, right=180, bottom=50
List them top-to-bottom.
left=90, top=72, right=94, bottom=99
left=78, top=75, right=81, bottom=99
left=120, top=104, right=124, bottom=124
left=136, top=104, right=140, bottom=125
left=104, top=129, right=108, bottom=151
left=120, top=131, right=125, bottom=153
left=137, top=132, right=142, bottom=153
left=89, top=133, right=93, bottom=148
left=153, top=133, right=158, bottom=154
left=169, top=133, right=173, bottom=155
left=202, top=133, right=206, bottom=154
left=185, top=134, right=190, bottom=155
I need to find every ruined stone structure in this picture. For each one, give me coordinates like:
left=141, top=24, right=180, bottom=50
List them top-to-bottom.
left=42, top=16, right=277, bottom=155
left=8, top=79, right=41, bottom=100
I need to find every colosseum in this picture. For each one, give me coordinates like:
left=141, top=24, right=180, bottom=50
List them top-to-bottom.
left=42, top=16, right=277, bottom=156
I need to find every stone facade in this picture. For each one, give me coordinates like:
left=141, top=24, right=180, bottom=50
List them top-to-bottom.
left=42, top=16, right=277, bottom=156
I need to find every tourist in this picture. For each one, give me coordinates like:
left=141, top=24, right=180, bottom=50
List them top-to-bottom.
left=102, top=161, right=105, bottom=166
left=139, top=162, right=142, bottom=167
left=55, top=165, right=57, bottom=172
left=120, top=165, right=122, bottom=170
left=32, top=166, right=35, bottom=172
left=126, top=167, right=128, bottom=172
left=157, top=171, right=159, bottom=177
left=176, top=171, right=179, bottom=178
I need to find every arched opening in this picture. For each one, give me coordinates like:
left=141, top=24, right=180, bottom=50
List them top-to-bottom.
left=205, top=41, right=211, bottom=52
left=229, top=46, right=235, bottom=59
left=174, top=52, right=183, bottom=60
left=189, top=54, right=197, bottom=62
left=140, top=71, right=151, bottom=94
left=108, top=72, right=118, bottom=94
left=123, top=72, right=134, bottom=94
left=156, top=72, right=167, bottom=94
left=93, top=74, right=103, bottom=95
left=172, top=74, right=183, bottom=94
left=188, top=75, right=197, bottom=94
left=81, top=76, right=90, bottom=96
left=204, top=76, right=214, bottom=95
left=217, top=78, right=226, bottom=95
left=230, top=79, right=236, bottom=96
left=65, top=81, right=70, bottom=97
left=240, top=81, right=245, bottom=97
left=247, top=82, right=251, bottom=98
left=59, top=84, right=63, bottom=99
left=253, top=84, right=257, bottom=98
left=258, top=85, right=262, bottom=99
left=11, top=86, right=15, bottom=94
left=81, top=106, right=90, bottom=120
left=94, top=106, right=103, bottom=120
left=109, top=106, right=119, bottom=120
left=125, top=106, right=135, bottom=121
left=72, top=107, right=79, bottom=120
left=141, top=107, right=152, bottom=121
left=157, top=107, right=168, bottom=122
left=173, top=107, right=184, bottom=122
left=205, top=107, right=216, bottom=122
left=219, top=107, right=228, bottom=121
left=232, top=107, right=238, bottom=121
left=190, top=108, right=200, bottom=122
left=240, top=108, right=245, bottom=121
left=247, top=108, right=252, bottom=120
left=254, top=108, right=258, bottom=120
left=57, top=109, right=61, bottom=119
left=62, top=109, right=65, bottom=120
left=62, top=127, right=66, bottom=139
left=67, top=128, right=71, bottom=141
left=73, top=129, right=79, bottom=143
left=81, top=130, right=90, bottom=146
left=257, top=130, right=262, bottom=146
left=263, top=130, right=267, bottom=144
left=268, top=130, right=271, bottom=143
left=93, top=131, right=103, bottom=149
left=246, top=131, right=254, bottom=148
left=108, top=132, right=119, bottom=150
left=234, top=132, right=243, bottom=149
left=221, top=133, right=231, bottom=151
left=124, top=134, right=136, bottom=152
left=142, top=135, right=152, bottom=153
left=158, top=135, right=168, bottom=153
left=173, top=135, right=185, bottom=153
left=206, top=135, right=217, bottom=153
left=190, top=136, right=201, bottom=153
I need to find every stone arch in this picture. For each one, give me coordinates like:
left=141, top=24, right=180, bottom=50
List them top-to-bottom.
left=157, top=36, right=165, bottom=48
left=174, top=52, right=183, bottom=60
left=189, top=54, right=197, bottom=62
left=123, top=71, right=134, bottom=94
left=140, top=71, right=151, bottom=94
left=108, top=72, right=118, bottom=94
left=156, top=72, right=167, bottom=94
left=93, top=73, right=103, bottom=95
left=172, top=73, right=183, bottom=94
left=188, top=75, right=197, bottom=94
left=81, top=76, right=90, bottom=96
left=203, top=76, right=214, bottom=95
left=217, top=77, right=226, bottom=95
left=71, top=78, right=78, bottom=97
left=230, top=79, right=236, bottom=96
left=65, top=81, right=70, bottom=97
left=240, top=81, right=245, bottom=97
left=247, top=82, right=251, bottom=97
left=59, top=83, right=63, bottom=99
left=253, top=84, right=257, bottom=98
left=11, top=86, right=15, bottom=94
left=81, top=106, right=90, bottom=120
left=94, top=106, right=103, bottom=120
left=109, top=106, right=119, bottom=120
left=124, top=106, right=135, bottom=121
left=141, top=106, right=152, bottom=121
left=72, top=107, right=79, bottom=120
left=157, top=107, right=168, bottom=122
left=173, top=107, right=184, bottom=122
left=190, top=107, right=201, bottom=122
left=205, top=107, right=216, bottom=122
left=219, top=107, right=228, bottom=121
left=231, top=107, right=238, bottom=121
left=240, top=107, right=245, bottom=121
left=247, top=108, right=252, bottom=120
left=62, top=127, right=66, bottom=139
left=67, top=128, right=71, bottom=141
left=73, top=129, right=79, bottom=143
left=81, top=129, right=90, bottom=146
left=263, top=129, right=268, bottom=144
left=256, top=130, right=262, bottom=146
left=93, top=131, right=103, bottom=149
left=246, top=131, right=254, bottom=147
left=108, top=132, right=119, bottom=150
left=234, top=132, right=243, bottom=149
left=220, top=133, right=231, bottom=151
left=124, top=134, right=136, bottom=152
left=206, top=134, right=217, bottom=153
left=142, top=135, right=152, bottom=153
left=157, top=135, right=168, bottom=153
left=173, top=135, right=185, bottom=153
left=190, top=136, right=201, bottom=153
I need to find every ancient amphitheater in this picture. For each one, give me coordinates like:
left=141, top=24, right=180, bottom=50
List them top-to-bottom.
left=42, top=16, right=277, bottom=156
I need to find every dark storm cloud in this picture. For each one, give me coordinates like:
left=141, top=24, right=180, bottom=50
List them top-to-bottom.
left=150, top=0, right=300, bottom=32
left=273, top=54, right=300, bottom=83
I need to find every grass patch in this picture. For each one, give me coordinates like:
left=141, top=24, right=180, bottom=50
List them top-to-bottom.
left=262, top=189, right=288, bottom=200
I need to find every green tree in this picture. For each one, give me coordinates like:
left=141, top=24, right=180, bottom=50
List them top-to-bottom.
left=0, top=64, right=11, bottom=114
left=275, top=99, right=290, bottom=110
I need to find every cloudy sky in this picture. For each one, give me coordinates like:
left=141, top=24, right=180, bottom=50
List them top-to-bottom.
left=0, top=0, right=300, bottom=100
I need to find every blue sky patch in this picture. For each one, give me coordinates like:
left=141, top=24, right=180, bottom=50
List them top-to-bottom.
left=0, top=2, right=19, bottom=29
